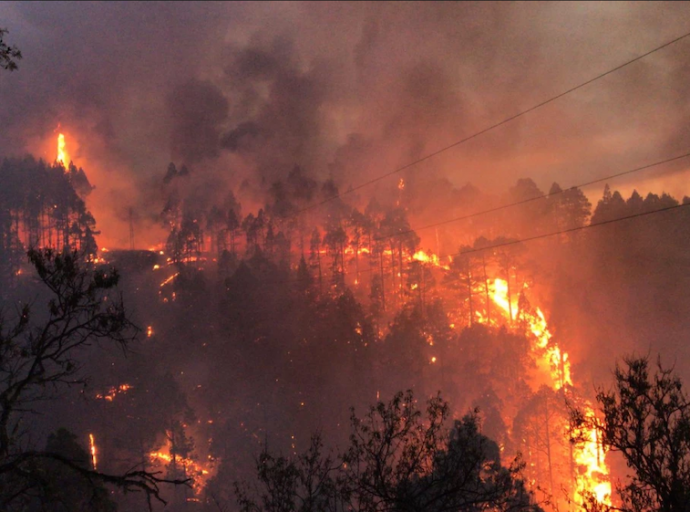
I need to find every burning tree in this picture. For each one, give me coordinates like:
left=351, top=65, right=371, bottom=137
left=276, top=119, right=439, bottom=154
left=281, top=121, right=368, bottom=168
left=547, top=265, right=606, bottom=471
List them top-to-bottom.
left=0, top=157, right=99, bottom=288
left=0, top=249, right=187, bottom=509
left=571, top=356, right=690, bottom=512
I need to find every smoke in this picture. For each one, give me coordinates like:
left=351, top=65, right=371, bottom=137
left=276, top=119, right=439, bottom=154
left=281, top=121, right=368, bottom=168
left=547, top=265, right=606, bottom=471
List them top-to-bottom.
left=1, top=2, right=690, bottom=248
left=169, top=80, right=229, bottom=164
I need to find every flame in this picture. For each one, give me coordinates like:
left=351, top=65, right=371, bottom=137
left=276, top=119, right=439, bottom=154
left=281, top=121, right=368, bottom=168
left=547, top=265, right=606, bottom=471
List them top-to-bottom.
left=57, top=133, right=70, bottom=169
left=413, top=250, right=450, bottom=270
left=486, top=278, right=609, bottom=506
left=147, top=325, right=154, bottom=338
left=572, top=408, right=612, bottom=505
left=89, top=433, right=97, bottom=470
left=149, top=442, right=214, bottom=494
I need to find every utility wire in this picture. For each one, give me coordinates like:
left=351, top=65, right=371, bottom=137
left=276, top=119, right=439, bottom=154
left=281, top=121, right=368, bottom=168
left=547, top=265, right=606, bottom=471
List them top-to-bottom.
left=292, top=29, right=690, bottom=217
left=374, top=151, right=690, bottom=242
left=190, top=200, right=690, bottom=289
left=440, top=200, right=690, bottom=257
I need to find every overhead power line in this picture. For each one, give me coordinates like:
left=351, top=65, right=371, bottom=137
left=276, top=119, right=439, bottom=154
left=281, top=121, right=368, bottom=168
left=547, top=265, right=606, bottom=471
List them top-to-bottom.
left=294, top=29, right=690, bottom=217
left=374, top=151, right=690, bottom=242
left=210, top=199, right=690, bottom=289
left=454, top=200, right=690, bottom=257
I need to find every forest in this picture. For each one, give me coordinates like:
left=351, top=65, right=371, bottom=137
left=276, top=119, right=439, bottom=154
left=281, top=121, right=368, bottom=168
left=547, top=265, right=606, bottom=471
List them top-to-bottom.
left=3, top=2, right=690, bottom=511
left=1, top=153, right=690, bottom=511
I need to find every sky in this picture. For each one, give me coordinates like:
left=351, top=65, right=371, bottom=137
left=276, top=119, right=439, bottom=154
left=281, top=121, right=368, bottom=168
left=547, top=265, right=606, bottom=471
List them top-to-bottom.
left=1, top=1, right=690, bottom=248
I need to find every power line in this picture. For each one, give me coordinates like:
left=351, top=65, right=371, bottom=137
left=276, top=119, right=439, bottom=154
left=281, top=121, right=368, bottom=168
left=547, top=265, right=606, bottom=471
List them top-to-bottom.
left=293, top=29, right=690, bottom=217
left=374, top=150, right=690, bottom=242
left=203, top=200, right=690, bottom=290
left=448, top=200, right=690, bottom=257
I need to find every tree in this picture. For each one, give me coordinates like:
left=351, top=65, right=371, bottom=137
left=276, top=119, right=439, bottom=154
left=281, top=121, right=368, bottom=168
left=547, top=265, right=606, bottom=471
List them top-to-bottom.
left=0, top=28, right=21, bottom=71
left=0, top=249, right=187, bottom=509
left=571, top=356, right=690, bottom=512
left=236, top=391, right=542, bottom=512
left=21, top=428, right=116, bottom=511
left=235, top=434, right=341, bottom=512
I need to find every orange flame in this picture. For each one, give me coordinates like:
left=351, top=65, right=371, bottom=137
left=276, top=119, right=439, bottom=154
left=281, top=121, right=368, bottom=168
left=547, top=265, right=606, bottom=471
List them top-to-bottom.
left=57, top=133, right=70, bottom=169
left=413, top=250, right=450, bottom=270
left=486, top=278, right=609, bottom=506
left=89, top=433, right=97, bottom=470
left=149, top=443, right=214, bottom=494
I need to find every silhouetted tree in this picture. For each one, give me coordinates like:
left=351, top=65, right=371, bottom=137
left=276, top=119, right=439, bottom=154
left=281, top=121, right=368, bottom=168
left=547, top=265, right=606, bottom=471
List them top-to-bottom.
left=0, top=28, right=21, bottom=71
left=0, top=249, right=187, bottom=509
left=571, top=356, right=690, bottom=512
left=236, top=392, right=541, bottom=512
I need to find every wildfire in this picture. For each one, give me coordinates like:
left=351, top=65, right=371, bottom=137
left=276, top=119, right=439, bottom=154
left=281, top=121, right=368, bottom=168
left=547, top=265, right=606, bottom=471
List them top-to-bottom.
left=56, top=133, right=70, bottom=168
left=486, top=278, right=610, bottom=507
left=89, top=433, right=97, bottom=470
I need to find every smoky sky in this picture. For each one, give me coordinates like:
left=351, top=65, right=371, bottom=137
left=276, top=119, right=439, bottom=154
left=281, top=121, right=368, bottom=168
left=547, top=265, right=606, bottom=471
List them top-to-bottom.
left=1, top=1, right=690, bottom=247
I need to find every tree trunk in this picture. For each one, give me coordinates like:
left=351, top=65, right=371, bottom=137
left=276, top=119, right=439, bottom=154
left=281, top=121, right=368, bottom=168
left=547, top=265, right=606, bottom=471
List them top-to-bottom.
left=482, top=254, right=490, bottom=323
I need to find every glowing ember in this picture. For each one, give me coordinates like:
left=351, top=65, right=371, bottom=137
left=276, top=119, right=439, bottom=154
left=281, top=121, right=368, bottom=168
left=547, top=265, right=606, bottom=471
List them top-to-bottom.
left=160, top=272, right=179, bottom=288
left=147, top=325, right=153, bottom=338
left=95, top=384, right=133, bottom=402
left=89, top=433, right=97, bottom=470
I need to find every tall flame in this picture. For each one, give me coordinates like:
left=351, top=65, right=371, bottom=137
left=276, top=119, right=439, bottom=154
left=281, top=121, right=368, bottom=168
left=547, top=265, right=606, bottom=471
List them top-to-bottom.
left=57, top=133, right=70, bottom=169
left=487, top=278, right=610, bottom=507
left=89, top=433, right=98, bottom=471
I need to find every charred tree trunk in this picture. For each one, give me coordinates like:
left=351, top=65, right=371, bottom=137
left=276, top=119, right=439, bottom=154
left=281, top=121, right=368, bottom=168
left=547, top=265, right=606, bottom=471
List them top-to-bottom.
left=355, top=237, right=360, bottom=284
left=398, top=240, right=404, bottom=305
left=317, top=246, right=323, bottom=293
left=379, top=248, right=386, bottom=311
left=482, top=253, right=490, bottom=323
left=507, top=267, right=513, bottom=324
left=467, top=270, right=474, bottom=326
left=544, top=395, right=555, bottom=497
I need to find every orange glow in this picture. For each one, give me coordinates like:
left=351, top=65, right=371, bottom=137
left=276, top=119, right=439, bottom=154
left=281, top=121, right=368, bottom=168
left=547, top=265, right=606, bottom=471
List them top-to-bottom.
left=147, top=325, right=154, bottom=338
left=95, top=383, right=133, bottom=402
